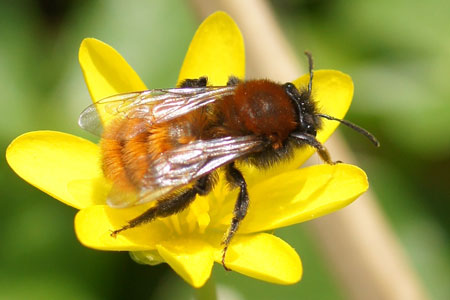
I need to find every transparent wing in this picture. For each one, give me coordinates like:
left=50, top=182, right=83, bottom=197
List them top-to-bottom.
left=78, top=86, right=236, bottom=136
left=107, top=136, right=265, bottom=208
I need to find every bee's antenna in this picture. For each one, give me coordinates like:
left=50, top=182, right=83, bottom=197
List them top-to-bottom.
left=304, top=51, right=314, bottom=97
left=317, top=113, right=380, bottom=147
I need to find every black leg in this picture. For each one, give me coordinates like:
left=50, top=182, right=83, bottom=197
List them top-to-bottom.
left=227, top=76, right=241, bottom=86
left=178, top=77, right=208, bottom=88
left=290, top=132, right=339, bottom=164
left=222, top=162, right=250, bottom=271
left=111, top=175, right=212, bottom=237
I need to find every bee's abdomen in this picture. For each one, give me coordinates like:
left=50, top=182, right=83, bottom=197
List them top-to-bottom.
left=100, top=113, right=205, bottom=193
left=101, top=118, right=150, bottom=192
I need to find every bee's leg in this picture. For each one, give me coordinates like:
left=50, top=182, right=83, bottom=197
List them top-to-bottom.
left=227, top=76, right=241, bottom=86
left=178, top=77, right=208, bottom=88
left=290, top=132, right=340, bottom=164
left=222, top=162, right=249, bottom=271
left=111, top=175, right=212, bottom=237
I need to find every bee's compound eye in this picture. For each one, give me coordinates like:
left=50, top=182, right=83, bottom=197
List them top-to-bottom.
left=283, top=82, right=295, bottom=89
left=283, top=83, right=299, bottom=98
left=306, top=124, right=317, bottom=136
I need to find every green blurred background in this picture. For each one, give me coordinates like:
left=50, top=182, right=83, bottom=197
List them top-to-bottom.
left=1, top=0, right=449, bottom=299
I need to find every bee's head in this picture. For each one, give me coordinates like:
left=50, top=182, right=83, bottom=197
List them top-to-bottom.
left=283, top=51, right=322, bottom=137
left=286, top=52, right=380, bottom=148
left=283, top=82, right=321, bottom=137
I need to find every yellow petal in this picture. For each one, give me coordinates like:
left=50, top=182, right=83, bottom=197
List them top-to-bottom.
left=177, top=11, right=245, bottom=86
left=79, top=38, right=147, bottom=123
left=251, top=70, right=354, bottom=179
left=6, top=131, right=107, bottom=209
left=238, top=163, right=368, bottom=233
left=74, top=204, right=168, bottom=251
left=216, top=233, right=302, bottom=284
left=157, top=238, right=215, bottom=288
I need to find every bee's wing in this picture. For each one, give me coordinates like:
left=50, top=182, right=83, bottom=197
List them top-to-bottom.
left=79, top=86, right=236, bottom=136
left=106, top=136, right=265, bottom=208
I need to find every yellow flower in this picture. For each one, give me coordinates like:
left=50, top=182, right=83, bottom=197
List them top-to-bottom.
left=6, top=12, right=368, bottom=288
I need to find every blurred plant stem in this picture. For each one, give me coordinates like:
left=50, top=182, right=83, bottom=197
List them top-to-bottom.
left=189, top=0, right=429, bottom=299
left=194, top=276, right=217, bottom=300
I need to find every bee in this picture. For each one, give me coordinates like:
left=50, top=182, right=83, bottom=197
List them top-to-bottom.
left=79, top=52, right=379, bottom=270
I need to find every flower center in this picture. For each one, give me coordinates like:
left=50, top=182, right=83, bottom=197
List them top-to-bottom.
left=160, top=194, right=211, bottom=235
